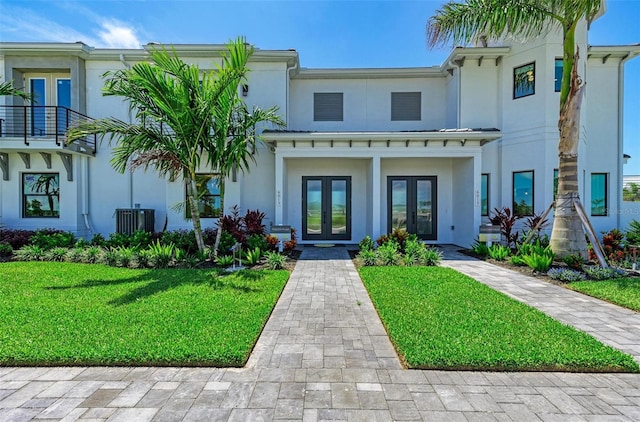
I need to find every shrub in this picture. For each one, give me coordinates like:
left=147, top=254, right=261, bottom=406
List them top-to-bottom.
left=218, top=205, right=245, bottom=244
left=489, top=207, right=521, bottom=248
left=243, top=209, right=266, bottom=237
left=523, top=212, right=550, bottom=239
left=626, top=219, right=640, bottom=246
left=284, top=228, right=298, bottom=252
left=0, top=229, right=36, bottom=249
left=389, top=229, right=411, bottom=251
left=30, top=230, right=75, bottom=250
left=159, top=230, right=197, bottom=254
left=219, top=232, right=238, bottom=255
left=90, top=233, right=107, bottom=247
left=247, top=234, right=269, bottom=252
left=376, top=234, right=389, bottom=247
left=265, top=235, right=280, bottom=251
left=359, top=235, right=375, bottom=252
left=403, top=238, right=423, bottom=265
left=470, top=239, right=489, bottom=256
left=147, top=241, right=176, bottom=269
left=376, top=241, right=401, bottom=266
left=0, top=242, right=13, bottom=257
left=488, top=244, right=510, bottom=261
left=14, top=245, right=45, bottom=261
left=82, top=246, right=104, bottom=264
left=113, top=246, right=135, bottom=268
left=419, top=246, right=442, bottom=266
left=45, top=247, right=68, bottom=262
left=64, top=247, right=85, bottom=263
left=244, top=248, right=262, bottom=266
left=132, top=249, right=150, bottom=268
left=356, top=249, right=377, bottom=266
left=265, top=251, right=286, bottom=270
left=402, top=252, right=418, bottom=267
left=522, top=253, right=554, bottom=272
left=215, top=254, right=234, bottom=267
left=563, top=254, right=585, bottom=270
left=510, top=255, right=526, bottom=266
left=583, top=266, right=626, bottom=281
left=547, top=268, right=587, bottom=282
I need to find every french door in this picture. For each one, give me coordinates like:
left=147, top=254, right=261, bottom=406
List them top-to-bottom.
left=26, top=73, right=71, bottom=136
left=302, top=176, right=351, bottom=241
left=388, top=176, right=437, bottom=240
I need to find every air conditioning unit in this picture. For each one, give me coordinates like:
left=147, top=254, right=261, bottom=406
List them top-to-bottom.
left=115, top=208, right=155, bottom=235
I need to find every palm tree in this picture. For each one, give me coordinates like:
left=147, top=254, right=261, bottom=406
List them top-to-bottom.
left=427, top=0, right=602, bottom=258
left=67, top=37, right=284, bottom=253
left=0, top=79, right=31, bottom=101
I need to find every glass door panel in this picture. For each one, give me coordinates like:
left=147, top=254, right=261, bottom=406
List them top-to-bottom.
left=30, top=78, right=46, bottom=136
left=56, top=79, right=71, bottom=133
left=303, top=176, right=351, bottom=241
left=306, top=179, right=323, bottom=236
left=416, top=179, right=433, bottom=237
left=390, top=180, right=408, bottom=231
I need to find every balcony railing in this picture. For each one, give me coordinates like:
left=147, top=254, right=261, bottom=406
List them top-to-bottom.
left=0, top=105, right=96, bottom=155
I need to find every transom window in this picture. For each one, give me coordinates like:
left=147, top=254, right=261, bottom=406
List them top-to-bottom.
left=514, top=62, right=535, bottom=99
left=313, top=92, right=343, bottom=121
left=391, top=92, right=421, bottom=121
left=513, top=170, right=534, bottom=216
left=22, top=173, right=60, bottom=218
left=187, top=174, right=222, bottom=218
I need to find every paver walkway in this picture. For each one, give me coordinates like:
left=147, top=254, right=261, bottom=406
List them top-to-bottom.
left=2, top=246, right=640, bottom=421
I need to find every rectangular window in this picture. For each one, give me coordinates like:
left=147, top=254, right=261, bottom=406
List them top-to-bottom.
left=554, top=59, right=563, bottom=92
left=514, top=62, right=535, bottom=99
left=313, top=92, right=343, bottom=121
left=391, top=92, right=421, bottom=121
left=553, top=168, right=559, bottom=199
left=513, top=170, right=534, bottom=216
left=22, top=173, right=60, bottom=218
left=481, top=173, right=489, bottom=216
left=591, top=173, right=608, bottom=216
left=187, top=174, right=222, bottom=218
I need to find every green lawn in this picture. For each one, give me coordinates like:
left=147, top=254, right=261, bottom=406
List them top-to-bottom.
left=0, top=262, right=289, bottom=366
left=359, top=266, right=639, bottom=372
left=568, top=278, right=640, bottom=312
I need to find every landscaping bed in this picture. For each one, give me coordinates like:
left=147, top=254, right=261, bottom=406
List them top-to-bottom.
left=0, top=262, right=289, bottom=366
left=359, top=266, right=639, bottom=372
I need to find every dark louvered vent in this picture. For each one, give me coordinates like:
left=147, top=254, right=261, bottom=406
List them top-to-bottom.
left=391, top=92, right=421, bottom=121
left=314, top=93, right=343, bottom=121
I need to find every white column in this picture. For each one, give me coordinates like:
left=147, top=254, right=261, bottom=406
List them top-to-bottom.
left=275, top=153, right=284, bottom=224
left=473, top=153, right=482, bottom=240
left=371, top=155, right=382, bottom=239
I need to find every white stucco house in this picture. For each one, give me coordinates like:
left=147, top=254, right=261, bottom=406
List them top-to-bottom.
left=0, top=16, right=638, bottom=247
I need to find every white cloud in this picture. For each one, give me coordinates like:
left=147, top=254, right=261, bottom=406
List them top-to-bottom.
left=96, top=20, right=141, bottom=49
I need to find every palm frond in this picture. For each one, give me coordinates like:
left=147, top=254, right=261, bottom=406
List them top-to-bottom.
left=0, top=79, right=32, bottom=102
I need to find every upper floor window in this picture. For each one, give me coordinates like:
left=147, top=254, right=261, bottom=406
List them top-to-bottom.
left=554, top=59, right=563, bottom=92
left=514, top=62, right=535, bottom=99
left=313, top=92, right=343, bottom=121
left=391, top=92, right=421, bottom=121
left=513, top=170, right=534, bottom=216
left=23, top=173, right=60, bottom=218
left=481, top=173, right=489, bottom=216
left=591, top=173, right=608, bottom=216
left=187, top=174, right=222, bottom=218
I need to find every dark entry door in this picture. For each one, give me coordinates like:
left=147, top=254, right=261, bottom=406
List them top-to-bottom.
left=302, top=176, right=351, bottom=241
left=388, top=176, right=437, bottom=240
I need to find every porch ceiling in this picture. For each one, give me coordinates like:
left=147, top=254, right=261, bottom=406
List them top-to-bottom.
left=262, top=128, right=502, bottom=148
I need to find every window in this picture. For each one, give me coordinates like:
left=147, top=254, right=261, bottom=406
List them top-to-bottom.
left=554, top=59, right=563, bottom=92
left=514, top=62, right=535, bottom=99
left=313, top=92, right=343, bottom=121
left=391, top=92, right=421, bottom=121
left=553, top=168, right=559, bottom=199
left=513, top=171, right=534, bottom=216
left=22, top=173, right=60, bottom=218
left=481, top=173, right=489, bottom=216
left=591, top=173, right=608, bottom=216
left=188, top=174, right=221, bottom=218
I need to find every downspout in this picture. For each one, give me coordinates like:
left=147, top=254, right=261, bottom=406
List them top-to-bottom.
left=617, top=52, right=637, bottom=229
left=119, top=53, right=134, bottom=208
left=285, top=57, right=299, bottom=128
left=82, top=156, right=94, bottom=235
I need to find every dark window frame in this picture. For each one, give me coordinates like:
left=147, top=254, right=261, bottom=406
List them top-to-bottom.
left=554, top=58, right=563, bottom=93
left=513, top=62, right=536, bottom=99
left=391, top=91, right=422, bottom=121
left=513, top=170, right=535, bottom=216
left=22, top=172, right=60, bottom=218
left=186, top=173, right=222, bottom=219
left=481, top=173, right=490, bottom=216
left=591, top=173, right=608, bottom=217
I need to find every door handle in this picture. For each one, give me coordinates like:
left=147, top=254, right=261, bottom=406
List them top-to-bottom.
left=323, top=211, right=327, bottom=225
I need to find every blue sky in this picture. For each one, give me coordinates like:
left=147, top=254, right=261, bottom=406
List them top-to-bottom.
left=1, top=0, right=638, bottom=172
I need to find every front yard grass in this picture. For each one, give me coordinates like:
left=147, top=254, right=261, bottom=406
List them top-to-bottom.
left=0, top=262, right=289, bottom=366
left=359, top=266, right=639, bottom=372
left=567, top=278, right=640, bottom=312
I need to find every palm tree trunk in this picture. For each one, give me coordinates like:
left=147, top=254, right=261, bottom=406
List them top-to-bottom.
left=549, top=45, right=588, bottom=259
left=186, top=176, right=206, bottom=253
left=213, top=178, right=225, bottom=256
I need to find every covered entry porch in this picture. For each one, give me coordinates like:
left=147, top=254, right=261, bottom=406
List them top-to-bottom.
left=262, top=129, right=501, bottom=246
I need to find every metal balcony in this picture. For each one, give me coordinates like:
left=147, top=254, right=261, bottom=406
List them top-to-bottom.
left=0, top=105, right=96, bottom=155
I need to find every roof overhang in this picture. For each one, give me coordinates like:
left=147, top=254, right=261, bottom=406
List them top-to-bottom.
left=588, top=45, right=640, bottom=63
left=262, top=129, right=502, bottom=148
